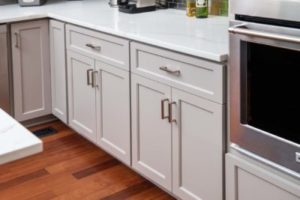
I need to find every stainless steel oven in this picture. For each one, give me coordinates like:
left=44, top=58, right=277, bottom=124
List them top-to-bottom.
left=229, top=0, right=300, bottom=177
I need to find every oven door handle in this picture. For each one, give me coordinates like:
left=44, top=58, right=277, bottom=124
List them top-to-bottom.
left=229, top=24, right=300, bottom=44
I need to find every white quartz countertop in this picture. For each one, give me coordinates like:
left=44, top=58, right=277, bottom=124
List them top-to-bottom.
left=0, top=0, right=229, bottom=62
left=0, top=109, right=42, bottom=165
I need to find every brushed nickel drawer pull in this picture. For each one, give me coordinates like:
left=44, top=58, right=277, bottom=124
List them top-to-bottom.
left=86, top=43, right=101, bottom=51
left=159, top=66, right=181, bottom=75
left=87, top=69, right=93, bottom=86
left=92, top=70, right=98, bottom=88
left=161, top=99, right=170, bottom=120
left=168, top=101, right=177, bottom=123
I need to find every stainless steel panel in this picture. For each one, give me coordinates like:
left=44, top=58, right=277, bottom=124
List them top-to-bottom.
left=230, top=0, right=300, bottom=22
left=229, top=21, right=300, bottom=175
left=0, top=25, right=11, bottom=114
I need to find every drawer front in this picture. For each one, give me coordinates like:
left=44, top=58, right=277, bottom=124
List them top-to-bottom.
left=66, top=24, right=129, bottom=70
left=131, top=42, right=225, bottom=104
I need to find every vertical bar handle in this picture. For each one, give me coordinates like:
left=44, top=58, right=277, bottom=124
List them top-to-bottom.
left=14, top=32, right=19, bottom=48
left=87, top=69, right=93, bottom=86
left=92, top=70, right=98, bottom=88
left=161, top=99, right=169, bottom=120
left=168, top=102, right=177, bottom=123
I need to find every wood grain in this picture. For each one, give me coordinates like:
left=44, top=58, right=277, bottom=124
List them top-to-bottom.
left=0, top=121, right=175, bottom=200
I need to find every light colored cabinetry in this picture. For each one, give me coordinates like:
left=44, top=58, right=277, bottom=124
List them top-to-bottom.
left=11, top=20, right=51, bottom=122
left=50, top=20, right=67, bottom=123
left=66, top=24, right=131, bottom=165
left=0, top=25, right=10, bottom=114
left=131, top=42, right=225, bottom=199
left=67, top=51, right=97, bottom=142
left=96, top=61, right=131, bottom=165
left=132, top=74, right=172, bottom=190
left=172, top=88, right=223, bottom=200
left=226, top=154, right=300, bottom=200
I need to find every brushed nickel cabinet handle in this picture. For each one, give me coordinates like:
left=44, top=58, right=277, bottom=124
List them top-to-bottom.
left=14, top=32, right=19, bottom=48
left=86, top=43, right=101, bottom=51
left=159, top=66, right=181, bottom=75
left=87, top=69, right=93, bottom=86
left=92, top=70, right=98, bottom=88
left=161, top=99, right=170, bottom=120
left=168, top=101, right=177, bottom=123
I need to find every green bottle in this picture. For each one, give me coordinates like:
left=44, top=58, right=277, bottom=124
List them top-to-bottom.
left=195, top=0, right=208, bottom=18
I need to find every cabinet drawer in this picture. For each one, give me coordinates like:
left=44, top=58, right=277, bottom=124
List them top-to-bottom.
left=66, top=24, right=129, bottom=70
left=131, top=42, right=225, bottom=104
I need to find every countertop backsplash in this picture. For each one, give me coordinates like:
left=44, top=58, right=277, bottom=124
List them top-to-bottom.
left=166, top=0, right=228, bottom=16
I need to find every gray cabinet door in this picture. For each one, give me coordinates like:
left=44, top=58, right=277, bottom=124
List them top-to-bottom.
left=11, top=20, right=51, bottom=122
left=50, top=20, right=67, bottom=123
left=0, top=25, right=10, bottom=114
left=67, top=51, right=97, bottom=143
left=96, top=61, right=131, bottom=165
left=131, top=74, right=172, bottom=191
left=172, top=88, right=224, bottom=200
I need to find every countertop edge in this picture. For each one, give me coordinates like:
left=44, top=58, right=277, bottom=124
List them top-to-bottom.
left=0, top=11, right=228, bottom=62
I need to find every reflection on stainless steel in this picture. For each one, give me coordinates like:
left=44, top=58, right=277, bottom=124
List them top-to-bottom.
left=230, top=0, right=300, bottom=177
left=231, top=0, right=300, bottom=23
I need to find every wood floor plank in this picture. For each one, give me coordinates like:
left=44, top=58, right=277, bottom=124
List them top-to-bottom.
left=0, top=121, right=175, bottom=200
left=73, top=158, right=120, bottom=179
left=0, top=169, right=49, bottom=191
left=100, top=180, right=154, bottom=200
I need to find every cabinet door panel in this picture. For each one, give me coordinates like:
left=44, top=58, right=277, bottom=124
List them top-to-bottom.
left=11, top=20, right=51, bottom=121
left=50, top=20, right=67, bottom=123
left=0, top=25, right=10, bottom=114
left=67, top=51, right=97, bottom=142
left=96, top=61, right=130, bottom=165
left=132, top=74, right=172, bottom=190
left=172, top=89, right=224, bottom=200
left=226, top=154, right=300, bottom=200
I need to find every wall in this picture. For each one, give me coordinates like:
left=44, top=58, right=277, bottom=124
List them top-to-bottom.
left=166, top=0, right=228, bottom=16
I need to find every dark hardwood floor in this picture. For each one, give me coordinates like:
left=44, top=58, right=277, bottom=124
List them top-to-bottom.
left=0, top=121, right=176, bottom=200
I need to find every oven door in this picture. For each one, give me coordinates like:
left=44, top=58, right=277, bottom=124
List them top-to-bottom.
left=229, top=21, right=300, bottom=176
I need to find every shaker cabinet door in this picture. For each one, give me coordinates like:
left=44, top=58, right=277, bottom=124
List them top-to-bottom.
left=11, top=20, right=51, bottom=122
left=50, top=20, right=67, bottom=123
left=67, top=51, right=97, bottom=142
left=96, top=61, right=131, bottom=165
left=131, top=74, right=172, bottom=191
left=172, top=88, right=224, bottom=200
left=226, top=154, right=300, bottom=200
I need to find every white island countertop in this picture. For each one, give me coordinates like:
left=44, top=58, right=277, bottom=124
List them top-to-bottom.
left=0, top=0, right=229, bottom=62
left=0, top=109, right=42, bottom=165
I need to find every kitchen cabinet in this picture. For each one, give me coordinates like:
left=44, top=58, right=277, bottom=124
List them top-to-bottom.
left=11, top=20, right=51, bottom=122
left=50, top=20, right=67, bottom=123
left=66, top=24, right=131, bottom=165
left=0, top=25, right=10, bottom=114
left=131, top=42, right=225, bottom=199
left=67, top=51, right=97, bottom=142
left=96, top=61, right=131, bottom=165
left=131, top=74, right=172, bottom=190
left=132, top=74, right=224, bottom=198
left=172, top=88, right=223, bottom=200
left=226, top=154, right=300, bottom=200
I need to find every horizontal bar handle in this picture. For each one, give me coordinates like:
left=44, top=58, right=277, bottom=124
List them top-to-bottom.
left=229, top=24, right=300, bottom=44
left=86, top=43, right=101, bottom=51
left=159, top=66, right=181, bottom=75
